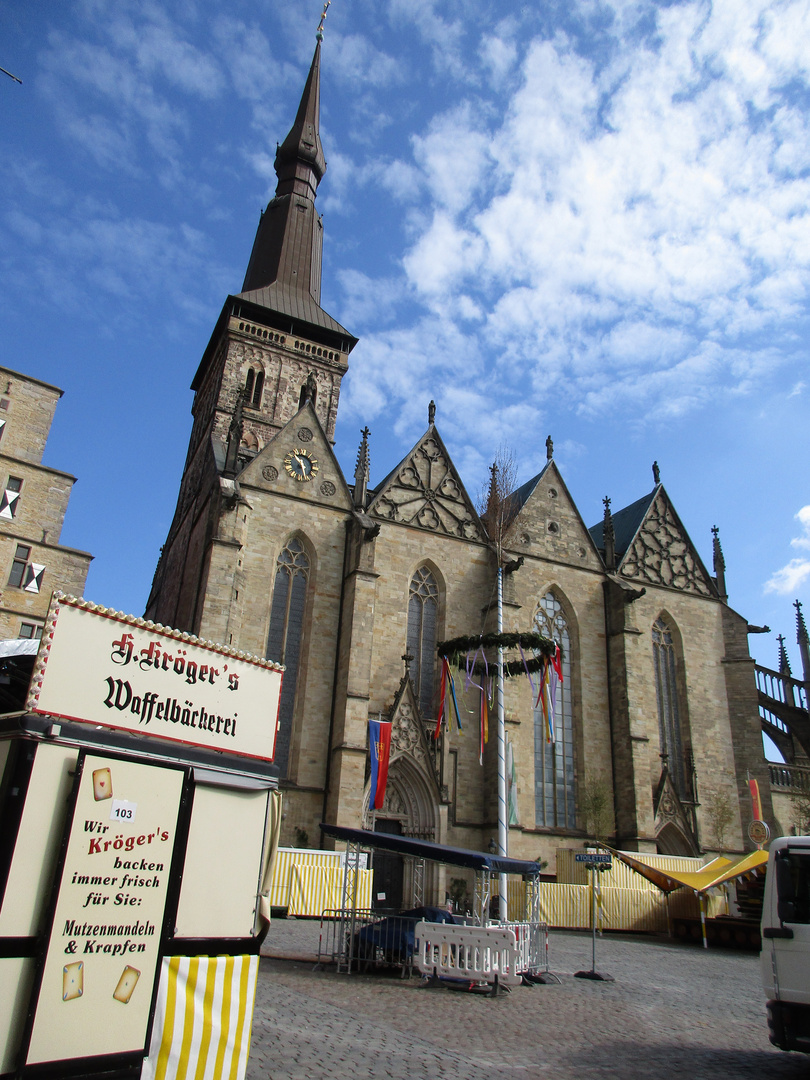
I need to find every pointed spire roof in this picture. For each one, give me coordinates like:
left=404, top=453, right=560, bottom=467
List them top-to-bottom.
left=238, top=40, right=357, bottom=350
left=273, top=42, right=326, bottom=199
left=353, top=426, right=370, bottom=509
left=603, top=496, right=616, bottom=572
left=712, top=524, right=727, bottom=601
left=796, top=599, right=810, bottom=683
left=778, top=634, right=793, bottom=676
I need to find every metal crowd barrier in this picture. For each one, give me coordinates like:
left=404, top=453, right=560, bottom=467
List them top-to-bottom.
left=317, top=908, right=422, bottom=975
left=318, top=909, right=552, bottom=985
left=498, top=920, right=545, bottom=976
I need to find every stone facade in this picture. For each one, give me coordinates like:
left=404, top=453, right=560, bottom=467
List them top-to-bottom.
left=145, top=42, right=772, bottom=897
left=0, top=367, right=93, bottom=640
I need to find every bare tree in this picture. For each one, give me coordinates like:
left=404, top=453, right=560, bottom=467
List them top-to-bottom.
left=477, top=446, right=520, bottom=563
left=581, top=773, right=615, bottom=844
left=704, top=788, right=734, bottom=853
left=791, top=792, right=810, bottom=835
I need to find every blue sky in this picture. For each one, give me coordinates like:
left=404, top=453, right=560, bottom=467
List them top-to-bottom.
left=2, top=0, right=809, bottom=724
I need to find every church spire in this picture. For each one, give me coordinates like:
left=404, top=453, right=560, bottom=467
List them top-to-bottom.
left=240, top=38, right=333, bottom=314
left=273, top=43, right=326, bottom=204
left=354, top=426, right=370, bottom=509
left=603, top=496, right=616, bottom=572
left=711, top=525, right=727, bottom=602
left=796, top=600, right=810, bottom=683
left=778, top=634, right=792, bottom=677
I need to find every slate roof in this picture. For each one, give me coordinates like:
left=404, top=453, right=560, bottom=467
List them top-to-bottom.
left=237, top=280, right=355, bottom=342
left=507, top=462, right=552, bottom=516
left=589, top=487, right=658, bottom=557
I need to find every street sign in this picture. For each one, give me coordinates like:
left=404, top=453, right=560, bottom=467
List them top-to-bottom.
left=748, top=820, right=770, bottom=847
left=575, top=852, right=612, bottom=864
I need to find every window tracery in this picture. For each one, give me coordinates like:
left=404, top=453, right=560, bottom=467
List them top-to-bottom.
left=266, top=538, right=310, bottom=777
left=407, top=566, right=439, bottom=719
left=533, top=592, right=575, bottom=829
left=652, top=617, right=688, bottom=798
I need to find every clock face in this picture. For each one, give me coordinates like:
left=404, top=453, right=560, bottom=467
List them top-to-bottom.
left=284, top=448, right=319, bottom=483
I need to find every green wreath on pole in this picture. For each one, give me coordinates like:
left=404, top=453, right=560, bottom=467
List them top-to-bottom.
left=437, top=631, right=559, bottom=678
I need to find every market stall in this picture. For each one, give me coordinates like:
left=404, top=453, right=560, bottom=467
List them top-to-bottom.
left=0, top=594, right=283, bottom=1079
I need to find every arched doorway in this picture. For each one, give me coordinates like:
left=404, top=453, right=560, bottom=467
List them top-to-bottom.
left=364, top=754, right=439, bottom=909
left=656, top=821, right=698, bottom=857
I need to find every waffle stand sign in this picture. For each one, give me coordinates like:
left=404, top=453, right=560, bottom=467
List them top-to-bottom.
left=27, top=594, right=283, bottom=762
left=22, top=752, right=186, bottom=1067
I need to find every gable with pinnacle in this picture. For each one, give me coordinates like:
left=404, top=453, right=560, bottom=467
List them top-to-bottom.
left=238, top=400, right=353, bottom=511
left=368, top=427, right=485, bottom=541
left=619, top=488, right=715, bottom=597
left=385, top=671, right=442, bottom=796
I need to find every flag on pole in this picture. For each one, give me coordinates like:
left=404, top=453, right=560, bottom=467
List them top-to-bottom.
left=369, top=716, right=392, bottom=810
left=507, top=738, right=519, bottom=825
left=749, top=777, right=763, bottom=821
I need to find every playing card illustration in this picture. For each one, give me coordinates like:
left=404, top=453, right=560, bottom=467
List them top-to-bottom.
left=92, top=768, right=113, bottom=801
left=62, top=962, right=83, bottom=1001
left=113, top=965, right=140, bottom=1004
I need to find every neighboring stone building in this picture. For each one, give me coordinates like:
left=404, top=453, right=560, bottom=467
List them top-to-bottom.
left=145, top=39, right=772, bottom=895
left=0, top=367, right=92, bottom=641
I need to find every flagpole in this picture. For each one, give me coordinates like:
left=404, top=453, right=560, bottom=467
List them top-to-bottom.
left=497, top=563, right=508, bottom=922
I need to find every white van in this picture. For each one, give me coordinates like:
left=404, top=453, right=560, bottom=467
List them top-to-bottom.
left=761, top=835, right=810, bottom=1052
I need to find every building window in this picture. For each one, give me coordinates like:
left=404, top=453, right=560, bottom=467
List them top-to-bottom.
left=244, top=368, right=264, bottom=408
left=0, top=477, right=22, bottom=520
left=266, top=538, right=310, bottom=777
left=8, top=544, right=44, bottom=593
left=8, top=545, right=31, bottom=588
left=407, top=566, right=439, bottom=718
left=533, top=593, right=574, bottom=829
left=652, top=617, right=688, bottom=797
left=19, top=622, right=42, bottom=640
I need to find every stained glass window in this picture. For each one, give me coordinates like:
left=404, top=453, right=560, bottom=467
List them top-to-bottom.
left=266, top=538, right=310, bottom=777
left=407, top=566, right=439, bottom=718
left=533, top=593, right=574, bottom=828
left=652, top=617, right=687, bottom=797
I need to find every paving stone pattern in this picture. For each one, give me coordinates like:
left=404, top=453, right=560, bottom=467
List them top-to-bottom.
left=248, top=918, right=809, bottom=1079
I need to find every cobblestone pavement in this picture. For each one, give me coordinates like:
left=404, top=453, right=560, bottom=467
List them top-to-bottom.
left=248, top=917, right=809, bottom=1080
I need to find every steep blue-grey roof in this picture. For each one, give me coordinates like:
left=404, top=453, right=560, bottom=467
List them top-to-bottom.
left=589, top=487, right=658, bottom=557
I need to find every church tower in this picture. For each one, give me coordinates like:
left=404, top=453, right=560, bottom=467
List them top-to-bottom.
left=146, top=37, right=357, bottom=634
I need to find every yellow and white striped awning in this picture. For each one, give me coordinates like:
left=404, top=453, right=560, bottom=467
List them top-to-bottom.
left=142, top=954, right=258, bottom=1080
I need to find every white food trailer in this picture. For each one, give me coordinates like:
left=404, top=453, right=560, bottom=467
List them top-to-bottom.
left=0, top=594, right=282, bottom=1080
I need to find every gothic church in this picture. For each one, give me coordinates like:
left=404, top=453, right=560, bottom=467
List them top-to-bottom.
left=145, top=39, right=772, bottom=890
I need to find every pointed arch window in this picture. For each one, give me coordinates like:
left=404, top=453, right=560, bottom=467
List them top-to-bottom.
left=244, top=367, right=264, bottom=408
left=266, top=538, right=309, bottom=777
left=407, top=566, right=439, bottom=718
left=533, top=593, right=574, bottom=828
left=652, top=617, right=688, bottom=798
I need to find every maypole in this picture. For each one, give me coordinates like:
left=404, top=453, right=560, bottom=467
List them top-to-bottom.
left=435, top=454, right=559, bottom=925
left=496, top=559, right=508, bottom=922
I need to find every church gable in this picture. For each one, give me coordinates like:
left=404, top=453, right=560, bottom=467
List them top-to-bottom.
left=238, top=401, right=353, bottom=510
left=368, top=427, right=484, bottom=541
left=510, top=461, right=604, bottom=571
left=619, top=487, right=715, bottom=597
left=386, top=671, right=442, bottom=795
left=653, top=767, right=699, bottom=856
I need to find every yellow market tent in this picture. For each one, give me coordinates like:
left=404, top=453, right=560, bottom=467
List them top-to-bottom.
left=602, top=847, right=768, bottom=948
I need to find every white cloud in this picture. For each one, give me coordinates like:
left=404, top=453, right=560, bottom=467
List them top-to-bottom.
left=373, top=0, right=810, bottom=440
left=329, top=33, right=401, bottom=88
left=765, top=506, right=810, bottom=595
left=792, top=506, right=810, bottom=550
left=765, top=559, right=810, bottom=596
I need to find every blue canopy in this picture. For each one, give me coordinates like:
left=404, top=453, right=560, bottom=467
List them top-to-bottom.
left=320, top=823, right=541, bottom=878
